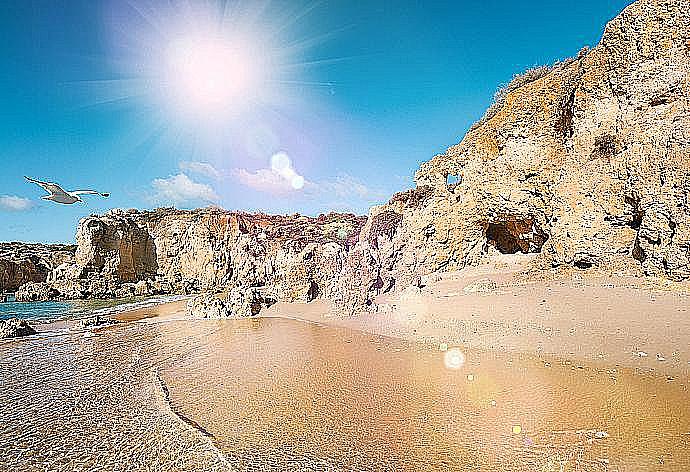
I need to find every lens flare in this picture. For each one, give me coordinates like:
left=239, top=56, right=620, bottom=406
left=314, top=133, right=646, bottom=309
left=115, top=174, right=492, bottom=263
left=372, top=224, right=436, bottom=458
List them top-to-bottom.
left=270, top=152, right=306, bottom=191
left=443, top=348, right=466, bottom=370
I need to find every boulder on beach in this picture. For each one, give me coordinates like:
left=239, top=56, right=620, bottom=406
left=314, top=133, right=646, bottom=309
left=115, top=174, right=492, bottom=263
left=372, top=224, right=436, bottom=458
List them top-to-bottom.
left=0, top=318, right=37, bottom=338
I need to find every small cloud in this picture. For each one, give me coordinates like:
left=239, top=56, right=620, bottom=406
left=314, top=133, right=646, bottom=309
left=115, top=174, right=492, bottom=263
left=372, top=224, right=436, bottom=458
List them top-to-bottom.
left=231, top=152, right=305, bottom=195
left=179, top=161, right=221, bottom=180
left=231, top=167, right=296, bottom=194
left=149, top=173, right=219, bottom=206
left=307, top=174, right=387, bottom=201
left=0, top=195, right=34, bottom=211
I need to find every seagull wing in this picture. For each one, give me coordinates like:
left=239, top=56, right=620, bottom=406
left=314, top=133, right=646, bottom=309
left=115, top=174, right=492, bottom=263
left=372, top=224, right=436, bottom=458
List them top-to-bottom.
left=25, top=176, right=71, bottom=197
left=71, top=190, right=110, bottom=197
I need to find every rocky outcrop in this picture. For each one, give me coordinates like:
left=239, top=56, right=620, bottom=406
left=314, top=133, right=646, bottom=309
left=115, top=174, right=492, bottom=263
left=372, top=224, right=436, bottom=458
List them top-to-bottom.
left=332, top=0, right=690, bottom=308
left=18, top=208, right=366, bottom=310
left=0, top=243, right=75, bottom=294
left=188, top=286, right=278, bottom=319
left=0, top=318, right=37, bottom=338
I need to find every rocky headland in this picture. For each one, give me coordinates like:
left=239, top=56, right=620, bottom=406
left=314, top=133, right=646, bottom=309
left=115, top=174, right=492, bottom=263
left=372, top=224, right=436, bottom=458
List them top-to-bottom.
left=5, top=0, right=690, bottom=320
left=0, top=242, right=76, bottom=295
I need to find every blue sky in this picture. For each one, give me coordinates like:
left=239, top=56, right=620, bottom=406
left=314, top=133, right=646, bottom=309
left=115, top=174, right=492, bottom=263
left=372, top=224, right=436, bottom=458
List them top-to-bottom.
left=0, top=0, right=631, bottom=243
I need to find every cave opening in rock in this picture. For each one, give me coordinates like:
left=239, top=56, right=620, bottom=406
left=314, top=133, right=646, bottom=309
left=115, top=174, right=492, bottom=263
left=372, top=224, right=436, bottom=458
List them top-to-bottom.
left=485, top=218, right=547, bottom=255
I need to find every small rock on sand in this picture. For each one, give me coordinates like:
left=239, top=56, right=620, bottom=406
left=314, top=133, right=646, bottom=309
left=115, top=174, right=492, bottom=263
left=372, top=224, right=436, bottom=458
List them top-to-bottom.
left=463, top=278, right=498, bottom=294
left=0, top=318, right=37, bottom=338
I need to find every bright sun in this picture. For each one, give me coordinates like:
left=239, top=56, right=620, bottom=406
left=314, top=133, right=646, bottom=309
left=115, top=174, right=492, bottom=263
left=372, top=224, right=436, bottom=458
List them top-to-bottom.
left=165, top=33, right=262, bottom=117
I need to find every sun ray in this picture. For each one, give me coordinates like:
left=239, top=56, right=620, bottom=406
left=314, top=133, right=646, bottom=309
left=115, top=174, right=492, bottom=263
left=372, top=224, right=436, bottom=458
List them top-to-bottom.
left=270, top=0, right=325, bottom=36
left=282, top=24, right=355, bottom=56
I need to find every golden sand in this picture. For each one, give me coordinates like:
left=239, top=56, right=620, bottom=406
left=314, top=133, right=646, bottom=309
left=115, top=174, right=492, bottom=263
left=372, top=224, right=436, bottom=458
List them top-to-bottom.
left=158, top=317, right=690, bottom=470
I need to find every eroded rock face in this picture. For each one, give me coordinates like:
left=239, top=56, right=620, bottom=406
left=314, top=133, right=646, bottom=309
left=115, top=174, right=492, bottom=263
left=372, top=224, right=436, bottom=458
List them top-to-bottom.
left=333, top=0, right=690, bottom=308
left=22, top=208, right=367, bottom=313
left=76, top=215, right=157, bottom=282
left=0, top=243, right=76, bottom=294
left=188, top=287, right=277, bottom=319
left=0, top=318, right=37, bottom=338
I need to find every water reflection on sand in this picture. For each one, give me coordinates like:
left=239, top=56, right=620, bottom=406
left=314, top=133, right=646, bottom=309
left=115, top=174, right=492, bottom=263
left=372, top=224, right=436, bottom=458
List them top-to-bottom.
left=1, top=317, right=689, bottom=471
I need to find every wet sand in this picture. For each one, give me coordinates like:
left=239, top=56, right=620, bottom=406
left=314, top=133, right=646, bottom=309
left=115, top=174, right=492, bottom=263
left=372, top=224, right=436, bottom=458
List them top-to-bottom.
left=114, top=299, right=188, bottom=322
left=157, top=319, right=690, bottom=470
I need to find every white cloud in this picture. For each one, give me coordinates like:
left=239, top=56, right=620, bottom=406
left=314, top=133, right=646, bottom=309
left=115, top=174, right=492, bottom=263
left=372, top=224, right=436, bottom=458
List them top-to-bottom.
left=229, top=152, right=389, bottom=214
left=231, top=152, right=306, bottom=195
left=179, top=161, right=221, bottom=180
left=232, top=166, right=384, bottom=208
left=231, top=167, right=297, bottom=194
left=149, top=173, right=219, bottom=206
left=0, top=195, right=34, bottom=211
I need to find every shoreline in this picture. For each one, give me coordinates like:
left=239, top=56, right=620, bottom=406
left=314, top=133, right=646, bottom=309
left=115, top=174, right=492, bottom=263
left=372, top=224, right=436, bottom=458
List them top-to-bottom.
left=15, top=256, right=687, bottom=380
left=92, top=260, right=690, bottom=381
left=3, top=275, right=689, bottom=470
left=114, top=299, right=189, bottom=323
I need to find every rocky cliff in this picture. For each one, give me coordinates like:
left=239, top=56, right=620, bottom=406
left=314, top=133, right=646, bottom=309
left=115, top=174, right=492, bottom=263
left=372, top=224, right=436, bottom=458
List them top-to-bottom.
left=12, top=0, right=690, bottom=316
left=332, top=0, right=690, bottom=309
left=16, top=208, right=366, bottom=310
left=0, top=243, right=75, bottom=294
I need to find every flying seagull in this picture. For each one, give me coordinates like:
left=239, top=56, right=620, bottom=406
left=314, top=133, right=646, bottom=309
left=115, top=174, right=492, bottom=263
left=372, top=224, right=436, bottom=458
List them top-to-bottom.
left=25, top=176, right=110, bottom=205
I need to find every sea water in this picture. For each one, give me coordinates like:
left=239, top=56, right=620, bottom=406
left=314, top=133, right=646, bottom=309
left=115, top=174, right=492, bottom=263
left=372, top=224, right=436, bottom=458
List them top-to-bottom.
left=0, top=295, right=187, bottom=323
left=1, top=316, right=688, bottom=471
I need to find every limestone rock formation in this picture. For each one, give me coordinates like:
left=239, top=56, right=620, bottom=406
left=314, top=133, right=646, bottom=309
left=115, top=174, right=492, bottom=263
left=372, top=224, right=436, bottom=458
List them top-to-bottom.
left=333, top=0, right=690, bottom=308
left=18, top=208, right=366, bottom=312
left=0, top=243, right=75, bottom=294
left=188, top=286, right=278, bottom=319
left=0, top=318, right=37, bottom=338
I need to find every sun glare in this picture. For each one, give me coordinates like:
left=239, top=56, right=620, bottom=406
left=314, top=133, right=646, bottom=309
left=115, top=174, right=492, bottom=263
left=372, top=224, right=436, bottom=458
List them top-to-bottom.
left=100, top=0, right=340, bottom=188
left=104, top=1, right=322, bottom=126
left=165, top=33, right=262, bottom=117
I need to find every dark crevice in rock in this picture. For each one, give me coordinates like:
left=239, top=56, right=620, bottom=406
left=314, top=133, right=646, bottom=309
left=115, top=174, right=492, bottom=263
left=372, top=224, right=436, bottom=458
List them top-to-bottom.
left=555, top=88, right=576, bottom=138
left=650, top=96, right=670, bottom=106
left=591, top=134, right=618, bottom=161
left=625, top=196, right=644, bottom=230
left=669, top=219, right=677, bottom=240
left=632, top=236, right=647, bottom=262
left=574, top=260, right=593, bottom=269
left=369, top=276, right=384, bottom=294
left=383, top=277, right=395, bottom=294
left=306, top=281, right=320, bottom=302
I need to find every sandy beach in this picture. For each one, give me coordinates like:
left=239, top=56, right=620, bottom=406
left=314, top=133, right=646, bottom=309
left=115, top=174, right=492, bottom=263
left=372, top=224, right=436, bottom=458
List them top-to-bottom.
left=264, top=255, right=690, bottom=378
left=2, top=268, right=689, bottom=471
left=114, top=299, right=189, bottom=322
